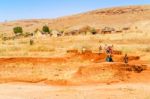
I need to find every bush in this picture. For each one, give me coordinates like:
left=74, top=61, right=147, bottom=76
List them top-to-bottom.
left=42, top=25, right=51, bottom=34
left=13, top=27, right=23, bottom=36
left=91, top=28, right=97, bottom=35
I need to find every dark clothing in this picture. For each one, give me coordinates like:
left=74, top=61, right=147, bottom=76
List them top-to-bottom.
left=106, top=57, right=113, bottom=62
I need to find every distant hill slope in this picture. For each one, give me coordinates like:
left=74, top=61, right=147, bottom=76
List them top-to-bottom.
left=0, top=5, right=150, bottom=34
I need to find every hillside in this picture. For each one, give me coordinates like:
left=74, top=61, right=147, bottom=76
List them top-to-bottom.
left=0, top=5, right=150, bottom=34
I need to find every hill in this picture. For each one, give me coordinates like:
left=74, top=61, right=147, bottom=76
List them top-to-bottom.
left=0, top=5, right=150, bottom=34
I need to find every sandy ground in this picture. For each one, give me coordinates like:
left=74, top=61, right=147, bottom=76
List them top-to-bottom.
left=0, top=51, right=149, bottom=99
left=0, top=83, right=150, bottom=99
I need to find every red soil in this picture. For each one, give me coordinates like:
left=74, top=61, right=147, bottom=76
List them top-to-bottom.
left=0, top=50, right=149, bottom=85
left=0, top=57, right=67, bottom=64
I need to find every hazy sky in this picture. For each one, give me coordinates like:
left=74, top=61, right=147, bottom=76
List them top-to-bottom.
left=0, top=0, right=149, bottom=22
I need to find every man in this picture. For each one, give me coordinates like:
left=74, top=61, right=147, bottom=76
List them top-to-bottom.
left=108, top=45, right=114, bottom=54
left=106, top=54, right=113, bottom=62
left=124, top=54, right=128, bottom=64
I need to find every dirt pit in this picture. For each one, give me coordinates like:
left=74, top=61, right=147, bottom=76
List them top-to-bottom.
left=0, top=51, right=149, bottom=85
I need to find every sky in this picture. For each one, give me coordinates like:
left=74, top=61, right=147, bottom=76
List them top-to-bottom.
left=0, top=0, right=149, bottom=22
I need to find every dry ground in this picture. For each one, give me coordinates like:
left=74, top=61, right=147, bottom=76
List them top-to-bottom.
left=0, top=5, right=150, bottom=99
left=0, top=32, right=150, bottom=99
left=0, top=83, right=150, bottom=99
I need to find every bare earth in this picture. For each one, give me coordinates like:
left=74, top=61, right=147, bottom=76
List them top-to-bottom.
left=0, top=5, right=150, bottom=99
left=0, top=51, right=150, bottom=99
left=0, top=83, right=150, bottom=99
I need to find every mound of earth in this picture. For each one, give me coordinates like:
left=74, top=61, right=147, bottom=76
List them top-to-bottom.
left=0, top=51, right=148, bottom=85
left=45, top=62, right=147, bottom=86
left=71, top=62, right=147, bottom=85
left=73, top=63, right=126, bottom=84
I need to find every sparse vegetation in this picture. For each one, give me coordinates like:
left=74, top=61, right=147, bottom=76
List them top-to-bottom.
left=42, top=25, right=51, bottom=34
left=13, top=26, right=23, bottom=36
left=91, top=28, right=97, bottom=35
left=24, top=32, right=33, bottom=37
left=30, top=39, right=34, bottom=45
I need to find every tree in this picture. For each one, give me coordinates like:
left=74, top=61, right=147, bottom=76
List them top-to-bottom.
left=42, top=25, right=50, bottom=34
left=13, top=27, right=23, bottom=36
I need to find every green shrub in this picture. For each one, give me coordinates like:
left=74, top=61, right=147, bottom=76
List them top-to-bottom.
left=42, top=25, right=51, bottom=34
left=13, top=27, right=23, bottom=36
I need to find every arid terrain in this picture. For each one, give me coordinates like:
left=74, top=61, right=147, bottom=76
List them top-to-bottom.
left=0, top=5, right=150, bottom=99
left=0, top=5, right=150, bottom=34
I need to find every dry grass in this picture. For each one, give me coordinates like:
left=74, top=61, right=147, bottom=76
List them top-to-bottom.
left=0, top=31, right=149, bottom=58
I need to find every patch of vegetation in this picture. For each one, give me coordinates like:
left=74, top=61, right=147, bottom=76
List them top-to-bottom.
left=42, top=25, right=51, bottom=34
left=13, top=26, right=23, bottom=36
left=91, top=28, right=97, bottom=35
left=24, top=32, right=33, bottom=37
